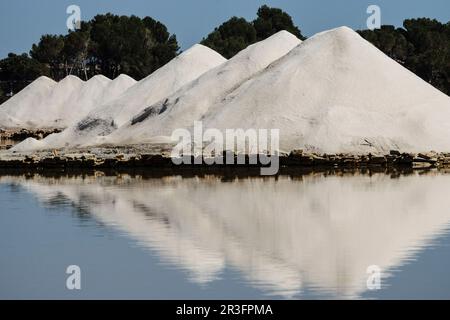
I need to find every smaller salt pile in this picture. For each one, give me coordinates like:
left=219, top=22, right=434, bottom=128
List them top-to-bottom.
left=17, top=44, right=227, bottom=150
left=1, top=74, right=136, bottom=131
left=0, top=76, right=58, bottom=129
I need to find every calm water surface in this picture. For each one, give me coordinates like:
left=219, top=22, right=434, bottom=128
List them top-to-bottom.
left=1, top=171, right=450, bottom=299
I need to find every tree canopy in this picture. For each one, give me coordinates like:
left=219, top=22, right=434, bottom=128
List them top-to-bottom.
left=201, top=5, right=305, bottom=58
left=24, top=14, right=180, bottom=82
left=358, top=18, right=450, bottom=95
left=0, top=53, right=50, bottom=103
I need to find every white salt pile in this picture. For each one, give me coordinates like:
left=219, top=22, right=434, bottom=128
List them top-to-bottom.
left=9, top=26, right=450, bottom=154
left=187, top=26, right=450, bottom=153
left=105, top=30, right=301, bottom=145
left=26, top=44, right=227, bottom=149
left=87, top=44, right=227, bottom=128
left=0, top=74, right=136, bottom=131
left=58, top=74, right=137, bottom=126
left=8, top=75, right=85, bottom=129
left=0, top=76, right=57, bottom=128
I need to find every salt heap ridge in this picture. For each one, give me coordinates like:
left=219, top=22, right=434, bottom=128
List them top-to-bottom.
left=197, top=26, right=450, bottom=153
left=106, top=30, right=301, bottom=144
left=31, top=44, right=227, bottom=149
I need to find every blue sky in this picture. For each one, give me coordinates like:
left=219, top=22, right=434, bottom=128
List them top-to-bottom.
left=0, top=0, right=449, bottom=58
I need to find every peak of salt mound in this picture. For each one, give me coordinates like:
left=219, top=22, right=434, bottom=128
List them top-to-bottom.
left=195, top=26, right=450, bottom=154
left=105, top=31, right=301, bottom=145
left=60, top=74, right=85, bottom=84
left=87, top=74, right=111, bottom=84
left=104, top=74, right=137, bottom=98
left=113, top=74, right=136, bottom=83
left=32, top=76, right=57, bottom=86
left=10, top=137, right=44, bottom=152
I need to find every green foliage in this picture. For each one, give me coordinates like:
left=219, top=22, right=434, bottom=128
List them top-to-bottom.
left=201, top=5, right=305, bottom=58
left=254, top=5, right=305, bottom=41
left=0, top=14, right=179, bottom=102
left=22, top=14, right=179, bottom=81
left=87, top=14, right=179, bottom=80
left=201, top=17, right=257, bottom=58
left=358, top=18, right=450, bottom=95
left=62, top=22, right=91, bottom=80
left=30, top=35, right=65, bottom=79
left=0, top=53, right=50, bottom=102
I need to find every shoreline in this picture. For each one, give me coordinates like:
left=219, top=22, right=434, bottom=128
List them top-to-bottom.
left=1, top=145, right=449, bottom=172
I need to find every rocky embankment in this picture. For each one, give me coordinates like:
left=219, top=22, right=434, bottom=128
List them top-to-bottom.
left=0, top=145, right=449, bottom=171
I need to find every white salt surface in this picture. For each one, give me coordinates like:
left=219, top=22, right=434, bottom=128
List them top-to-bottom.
left=11, top=27, right=450, bottom=154
left=106, top=31, right=301, bottom=145
left=24, top=44, right=226, bottom=150
left=0, top=74, right=136, bottom=130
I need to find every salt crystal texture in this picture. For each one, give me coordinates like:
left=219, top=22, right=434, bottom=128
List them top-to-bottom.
left=197, top=26, right=450, bottom=153
left=10, top=27, right=450, bottom=154
left=106, top=31, right=301, bottom=145
left=30, top=44, right=227, bottom=149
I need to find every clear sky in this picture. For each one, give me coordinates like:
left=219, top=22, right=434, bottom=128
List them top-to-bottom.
left=0, top=0, right=449, bottom=58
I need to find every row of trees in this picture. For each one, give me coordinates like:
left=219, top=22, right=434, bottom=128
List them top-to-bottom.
left=201, top=5, right=305, bottom=58
left=1, top=6, right=449, bottom=105
left=0, top=14, right=179, bottom=103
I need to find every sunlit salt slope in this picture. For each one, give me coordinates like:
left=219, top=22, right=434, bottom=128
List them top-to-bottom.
left=113, top=26, right=450, bottom=153
left=198, top=26, right=450, bottom=153
left=105, top=31, right=301, bottom=144
left=19, top=44, right=226, bottom=150
left=0, top=74, right=136, bottom=130
left=0, top=76, right=57, bottom=128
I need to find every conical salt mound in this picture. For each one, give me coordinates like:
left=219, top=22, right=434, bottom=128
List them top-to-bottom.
left=197, top=26, right=450, bottom=153
left=107, top=30, right=301, bottom=144
left=19, top=44, right=227, bottom=150
left=83, top=44, right=227, bottom=128
left=24, top=75, right=85, bottom=128
left=0, top=76, right=57, bottom=128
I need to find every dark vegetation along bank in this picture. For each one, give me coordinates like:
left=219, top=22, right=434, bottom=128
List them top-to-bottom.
left=1, top=5, right=449, bottom=105
left=0, top=147, right=449, bottom=173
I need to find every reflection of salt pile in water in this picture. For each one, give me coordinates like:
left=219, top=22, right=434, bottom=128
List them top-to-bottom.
left=105, top=31, right=301, bottom=144
left=33, top=44, right=227, bottom=149
left=0, top=74, right=136, bottom=130
left=4, top=173, right=450, bottom=298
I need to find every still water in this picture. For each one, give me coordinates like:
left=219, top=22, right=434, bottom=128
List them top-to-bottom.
left=1, top=171, right=450, bottom=299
